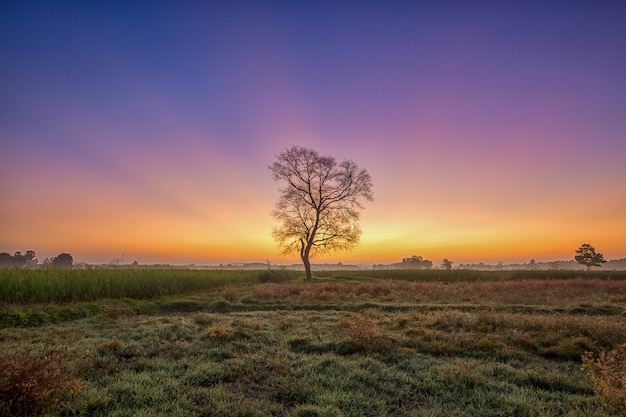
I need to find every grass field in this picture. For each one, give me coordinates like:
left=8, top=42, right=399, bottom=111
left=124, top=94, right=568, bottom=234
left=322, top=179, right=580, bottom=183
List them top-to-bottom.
left=1, top=269, right=625, bottom=416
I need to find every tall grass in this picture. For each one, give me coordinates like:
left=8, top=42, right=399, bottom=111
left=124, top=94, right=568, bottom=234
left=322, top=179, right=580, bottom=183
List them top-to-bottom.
left=0, top=269, right=258, bottom=303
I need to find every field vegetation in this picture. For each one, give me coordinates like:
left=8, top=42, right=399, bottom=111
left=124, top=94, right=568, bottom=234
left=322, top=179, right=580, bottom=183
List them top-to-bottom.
left=1, top=268, right=625, bottom=416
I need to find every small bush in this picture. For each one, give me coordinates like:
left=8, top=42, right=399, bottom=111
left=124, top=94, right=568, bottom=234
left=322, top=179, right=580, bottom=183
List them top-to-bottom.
left=204, top=324, right=233, bottom=341
left=582, top=343, right=626, bottom=415
left=0, top=347, right=83, bottom=416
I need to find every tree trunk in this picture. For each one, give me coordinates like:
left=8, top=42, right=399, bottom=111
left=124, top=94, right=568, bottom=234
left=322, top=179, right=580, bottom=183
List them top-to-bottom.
left=299, top=238, right=313, bottom=282
left=302, top=254, right=312, bottom=282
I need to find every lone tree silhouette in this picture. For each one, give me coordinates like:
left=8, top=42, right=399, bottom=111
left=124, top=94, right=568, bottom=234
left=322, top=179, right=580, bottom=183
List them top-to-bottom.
left=269, top=146, right=373, bottom=281
left=574, top=243, right=606, bottom=271
left=51, top=253, right=73, bottom=269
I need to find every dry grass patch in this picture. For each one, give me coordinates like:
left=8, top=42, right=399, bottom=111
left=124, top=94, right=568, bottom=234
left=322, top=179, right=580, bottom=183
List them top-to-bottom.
left=247, top=279, right=626, bottom=307
left=341, top=313, right=393, bottom=353
left=203, top=324, right=234, bottom=341
left=583, top=343, right=626, bottom=415
left=0, top=346, right=83, bottom=416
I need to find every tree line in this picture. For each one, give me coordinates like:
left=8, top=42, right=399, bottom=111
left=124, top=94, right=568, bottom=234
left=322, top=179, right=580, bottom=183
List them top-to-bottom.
left=0, top=242, right=607, bottom=272
left=0, top=251, right=73, bottom=269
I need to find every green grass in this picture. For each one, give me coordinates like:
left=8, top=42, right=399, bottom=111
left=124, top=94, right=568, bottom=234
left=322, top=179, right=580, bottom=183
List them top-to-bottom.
left=0, top=268, right=259, bottom=303
left=1, top=269, right=625, bottom=416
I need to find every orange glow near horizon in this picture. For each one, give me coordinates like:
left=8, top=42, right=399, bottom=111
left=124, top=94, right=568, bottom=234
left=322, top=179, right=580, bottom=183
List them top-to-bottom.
left=3, top=125, right=625, bottom=265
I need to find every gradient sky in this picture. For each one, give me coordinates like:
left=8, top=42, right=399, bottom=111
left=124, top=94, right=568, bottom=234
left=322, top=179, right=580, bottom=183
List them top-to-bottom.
left=2, top=2, right=625, bottom=265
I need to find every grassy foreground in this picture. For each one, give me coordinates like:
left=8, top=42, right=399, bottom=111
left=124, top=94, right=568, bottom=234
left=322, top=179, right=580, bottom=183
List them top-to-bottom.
left=1, top=269, right=625, bottom=416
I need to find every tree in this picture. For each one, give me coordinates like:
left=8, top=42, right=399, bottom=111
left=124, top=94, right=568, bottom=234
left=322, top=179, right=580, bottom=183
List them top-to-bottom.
left=269, top=146, right=373, bottom=281
left=574, top=243, right=606, bottom=271
left=0, top=250, right=36, bottom=268
left=25, top=250, right=37, bottom=267
left=25, top=250, right=36, bottom=261
left=0, top=252, right=13, bottom=268
left=52, top=253, right=73, bottom=269
left=401, top=255, right=433, bottom=269
left=441, top=258, right=453, bottom=271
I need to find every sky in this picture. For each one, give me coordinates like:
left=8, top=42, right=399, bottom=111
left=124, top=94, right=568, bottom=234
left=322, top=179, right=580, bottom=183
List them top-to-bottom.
left=2, top=1, right=625, bottom=265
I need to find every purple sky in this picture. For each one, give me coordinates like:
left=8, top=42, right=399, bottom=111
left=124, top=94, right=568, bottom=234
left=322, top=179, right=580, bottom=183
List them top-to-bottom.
left=2, top=2, right=625, bottom=265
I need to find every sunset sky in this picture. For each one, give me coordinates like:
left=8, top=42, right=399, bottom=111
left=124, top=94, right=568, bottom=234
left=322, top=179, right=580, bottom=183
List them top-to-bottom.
left=2, top=2, right=625, bottom=265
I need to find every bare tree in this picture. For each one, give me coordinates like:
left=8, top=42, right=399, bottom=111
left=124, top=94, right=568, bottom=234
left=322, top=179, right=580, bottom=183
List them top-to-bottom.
left=269, top=146, right=373, bottom=281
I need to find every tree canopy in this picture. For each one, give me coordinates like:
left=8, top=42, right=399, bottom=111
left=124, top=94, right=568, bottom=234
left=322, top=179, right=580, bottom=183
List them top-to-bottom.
left=269, top=146, right=373, bottom=281
left=574, top=243, right=606, bottom=271
left=0, top=250, right=37, bottom=268
left=52, top=253, right=74, bottom=269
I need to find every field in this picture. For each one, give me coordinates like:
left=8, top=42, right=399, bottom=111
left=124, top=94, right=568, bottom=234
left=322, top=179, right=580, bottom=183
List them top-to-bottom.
left=1, top=269, right=625, bottom=416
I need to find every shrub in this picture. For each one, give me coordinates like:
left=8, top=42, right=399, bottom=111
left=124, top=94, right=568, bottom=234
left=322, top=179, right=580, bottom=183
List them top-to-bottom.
left=204, top=325, right=233, bottom=341
left=582, top=343, right=626, bottom=415
left=0, top=347, right=83, bottom=416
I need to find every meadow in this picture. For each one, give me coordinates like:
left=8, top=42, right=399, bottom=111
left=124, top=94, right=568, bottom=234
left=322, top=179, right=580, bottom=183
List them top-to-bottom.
left=1, top=268, right=625, bottom=416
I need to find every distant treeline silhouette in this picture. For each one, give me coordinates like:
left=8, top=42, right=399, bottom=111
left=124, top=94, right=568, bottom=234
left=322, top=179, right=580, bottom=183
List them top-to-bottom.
left=0, top=251, right=73, bottom=269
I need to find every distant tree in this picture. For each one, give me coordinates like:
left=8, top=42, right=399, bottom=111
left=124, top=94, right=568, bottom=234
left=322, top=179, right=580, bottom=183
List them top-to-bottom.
left=269, top=146, right=373, bottom=281
left=575, top=243, right=606, bottom=271
left=25, top=250, right=37, bottom=266
left=0, top=251, right=35, bottom=268
left=12, top=251, right=26, bottom=266
left=0, top=252, right=13, bottom=268
left=52, top=253, right=73, bottom=269
left=402, top=255, right=433, bottom=269
left=441, top=258, right=453, bottom=271
left=528, top=259, right=537, bottom=270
